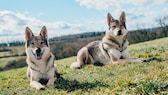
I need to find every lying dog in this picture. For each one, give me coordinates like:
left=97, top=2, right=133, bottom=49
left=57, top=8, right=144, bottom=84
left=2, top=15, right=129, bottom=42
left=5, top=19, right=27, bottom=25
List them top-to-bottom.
left=71, top=11, right=145, bottom=69
left=25, top=26, right=57, bottom=90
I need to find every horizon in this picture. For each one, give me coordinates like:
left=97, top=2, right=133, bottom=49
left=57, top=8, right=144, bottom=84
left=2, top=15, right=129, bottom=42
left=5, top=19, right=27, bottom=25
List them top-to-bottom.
left=0, top=0, right=168, bottom=43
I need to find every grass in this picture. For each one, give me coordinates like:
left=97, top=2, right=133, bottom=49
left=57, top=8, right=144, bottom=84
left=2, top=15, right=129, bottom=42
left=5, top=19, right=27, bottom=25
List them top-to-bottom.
left=0, top=37, right=168, bottom=95
left=0, top=45, right=25, bottom=57
left=0, top=56, right=25, bottom=67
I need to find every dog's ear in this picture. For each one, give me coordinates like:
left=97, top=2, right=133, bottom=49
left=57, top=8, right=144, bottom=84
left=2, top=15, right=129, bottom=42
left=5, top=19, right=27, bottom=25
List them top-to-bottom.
left=119, top=11, right=126, bottom=22
left=120, top=11, right=126, bottom=29
left=107, top=13, right=115, bottom=26
left=40, top=26, right=48, bottom=39
left=40, top=26, right=50, bottom=47
left=25, top=27, right=34, bottom=40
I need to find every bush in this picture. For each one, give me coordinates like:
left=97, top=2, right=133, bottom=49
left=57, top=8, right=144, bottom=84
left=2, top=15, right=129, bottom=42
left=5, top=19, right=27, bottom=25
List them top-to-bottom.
left=0, top=58, right=26, bottom=71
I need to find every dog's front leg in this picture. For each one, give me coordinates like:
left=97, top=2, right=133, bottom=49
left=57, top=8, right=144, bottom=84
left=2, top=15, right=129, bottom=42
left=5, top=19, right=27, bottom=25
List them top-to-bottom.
left=108, top=49, right=121, bottom=64
left=46, top=53, right=55, bottom=71
left=113, top=58, right=145, bottom=64
left=26, top=60, right=40, bottom=71
left=46, top=67, right=57, bottom=87
left=30, top=73, right=45, bottom=90
left=46, top=77, right=56, bottom=87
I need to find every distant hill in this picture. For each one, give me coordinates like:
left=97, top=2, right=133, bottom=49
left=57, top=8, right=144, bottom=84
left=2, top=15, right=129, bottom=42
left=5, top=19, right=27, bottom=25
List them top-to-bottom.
left=0, top=26, right=167, bottom=59
left=50, top=26, right=168, bottom=59
left=49, top=27, right=167, bottom=44
left=49, top=31, right=105, bottom=42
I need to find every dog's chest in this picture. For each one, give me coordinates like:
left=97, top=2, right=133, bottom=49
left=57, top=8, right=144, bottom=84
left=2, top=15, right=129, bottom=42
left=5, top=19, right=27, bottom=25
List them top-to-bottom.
left=114, top=37, right=124, bottom=45
left=35, top=61, right=48, bottom=73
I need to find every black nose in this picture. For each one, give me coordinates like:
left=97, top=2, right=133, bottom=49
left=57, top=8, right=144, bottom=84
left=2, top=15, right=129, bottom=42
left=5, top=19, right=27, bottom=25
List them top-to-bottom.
left=118, top=30, right=122, bottom=35
left=36, top=48, right=41, bottom=53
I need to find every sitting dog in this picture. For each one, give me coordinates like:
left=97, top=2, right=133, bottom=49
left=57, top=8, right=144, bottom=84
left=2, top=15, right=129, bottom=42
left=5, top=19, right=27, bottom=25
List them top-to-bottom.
left=71, top=11, right=145, bottom=69
left=25, top=26, right=57, bottom=90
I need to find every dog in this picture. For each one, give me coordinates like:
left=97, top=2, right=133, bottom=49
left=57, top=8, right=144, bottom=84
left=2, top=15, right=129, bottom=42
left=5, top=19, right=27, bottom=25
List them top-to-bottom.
left=71, top=11, right=145, bottom=69
left=25, top=26, right=57, bottom=90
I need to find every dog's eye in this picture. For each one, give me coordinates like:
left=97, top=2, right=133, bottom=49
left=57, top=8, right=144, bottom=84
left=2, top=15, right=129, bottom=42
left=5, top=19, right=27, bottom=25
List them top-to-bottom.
left=112, top=26, right=116, bottom=28
left=31, top=42, right=34, bottom=45
left=41, top=42, right=43, bottom=44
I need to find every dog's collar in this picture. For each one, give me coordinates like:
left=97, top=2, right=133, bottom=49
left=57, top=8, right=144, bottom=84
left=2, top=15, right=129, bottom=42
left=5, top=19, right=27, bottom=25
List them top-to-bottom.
left=30, top=66, right=51, bottom=75
left=30, top=67, right=40, bottom=73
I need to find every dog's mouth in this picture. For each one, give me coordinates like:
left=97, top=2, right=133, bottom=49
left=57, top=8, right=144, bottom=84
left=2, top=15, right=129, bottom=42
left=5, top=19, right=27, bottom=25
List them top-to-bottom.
left=32, top=48, right=43, bottom=60
left=35, top=53, right=42, bottom=60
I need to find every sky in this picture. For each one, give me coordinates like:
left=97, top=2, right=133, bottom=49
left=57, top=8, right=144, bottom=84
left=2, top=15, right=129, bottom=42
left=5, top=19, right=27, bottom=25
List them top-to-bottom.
left=0, top=0, right=168, bottom=43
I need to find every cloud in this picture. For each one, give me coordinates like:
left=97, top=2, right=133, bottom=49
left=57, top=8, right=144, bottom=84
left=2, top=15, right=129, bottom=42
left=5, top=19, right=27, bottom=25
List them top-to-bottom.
left=75, top=0, right=168, bottom=31
left=76, top=0, right=168, bottom=10
left=76, top=0, right=123, bottom=10
left=0, top=10, right=103, bottom=43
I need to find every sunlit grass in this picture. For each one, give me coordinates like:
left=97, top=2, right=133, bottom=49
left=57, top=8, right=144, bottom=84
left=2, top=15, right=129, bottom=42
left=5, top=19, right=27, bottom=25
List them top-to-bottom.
left=0, top=37, right=168, bottom=94
left=0, top=56, right=25, bottom=67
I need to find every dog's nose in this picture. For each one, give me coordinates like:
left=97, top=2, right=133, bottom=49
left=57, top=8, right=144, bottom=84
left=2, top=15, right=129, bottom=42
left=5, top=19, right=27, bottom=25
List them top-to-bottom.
left=118, top=30, right=122, bottom=35
left=36, top=48, right=41, bottom=53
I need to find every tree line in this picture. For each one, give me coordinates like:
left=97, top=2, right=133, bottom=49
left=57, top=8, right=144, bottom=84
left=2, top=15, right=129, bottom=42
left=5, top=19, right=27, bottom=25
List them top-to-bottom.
left=50, top=26, right=168, bottom=59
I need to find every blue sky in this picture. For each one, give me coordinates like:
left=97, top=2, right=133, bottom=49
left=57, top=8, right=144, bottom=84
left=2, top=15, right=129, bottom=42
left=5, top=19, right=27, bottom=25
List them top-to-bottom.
left=0, top=0, right=168, bottom=42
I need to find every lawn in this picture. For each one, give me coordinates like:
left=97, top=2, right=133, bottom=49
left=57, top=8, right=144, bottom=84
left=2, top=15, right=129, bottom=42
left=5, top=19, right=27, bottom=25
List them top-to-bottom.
left=0, top=37, right=168, bottom=95
left=0, top=45, right=25, bottom=57
left=0, top=56, right=25, bottom=67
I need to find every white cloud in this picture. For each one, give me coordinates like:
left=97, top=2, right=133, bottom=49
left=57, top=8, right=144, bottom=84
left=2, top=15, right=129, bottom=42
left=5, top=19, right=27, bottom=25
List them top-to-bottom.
left=75, top=0, right=168, bottom=31
left=76, top=0, right=168, bottom=10
left=76, top=0, right=123, bottom=10
left=0, top=10, right=103, bottom=43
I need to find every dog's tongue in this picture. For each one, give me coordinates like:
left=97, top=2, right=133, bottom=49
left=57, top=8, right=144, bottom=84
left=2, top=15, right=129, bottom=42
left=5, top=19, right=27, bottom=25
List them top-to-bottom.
left=36, top=53, right=42, bottom=60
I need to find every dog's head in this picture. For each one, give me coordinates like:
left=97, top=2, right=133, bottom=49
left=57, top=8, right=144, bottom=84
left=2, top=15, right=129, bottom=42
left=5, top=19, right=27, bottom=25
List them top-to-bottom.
left=106, top=11, right=128, bottom=37
left=25, top=26, right=50, bottom=60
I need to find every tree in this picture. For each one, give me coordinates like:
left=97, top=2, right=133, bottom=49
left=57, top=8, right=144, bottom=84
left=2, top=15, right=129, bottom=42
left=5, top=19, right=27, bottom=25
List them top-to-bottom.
left=156, top=15, right=168, bottom=37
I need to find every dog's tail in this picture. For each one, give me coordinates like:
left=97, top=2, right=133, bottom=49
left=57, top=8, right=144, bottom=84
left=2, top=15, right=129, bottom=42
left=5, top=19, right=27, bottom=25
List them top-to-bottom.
left=70, top=47, right=89, bottom=69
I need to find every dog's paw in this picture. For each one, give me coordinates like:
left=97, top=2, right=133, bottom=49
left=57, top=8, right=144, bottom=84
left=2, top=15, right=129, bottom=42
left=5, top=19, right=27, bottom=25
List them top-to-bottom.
left=141, top=57, right=162, bottom=62
left=135, top=58, right=146, bottom=63
left=136, top=58, right=156, bottom=63
left=70, top=62, right=81, bottom=69
left=30, top=81, right=45, bottom=90
left=32, top=84, right=45, bottom=90
left=37, top=85, right=45, bottom=90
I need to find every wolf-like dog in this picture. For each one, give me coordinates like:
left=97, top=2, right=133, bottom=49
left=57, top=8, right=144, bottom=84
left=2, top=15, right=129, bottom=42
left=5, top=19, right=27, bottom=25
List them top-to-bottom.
left=71, top=11, right=145, bottom=69
left=25, top=26, right=57, bottom=90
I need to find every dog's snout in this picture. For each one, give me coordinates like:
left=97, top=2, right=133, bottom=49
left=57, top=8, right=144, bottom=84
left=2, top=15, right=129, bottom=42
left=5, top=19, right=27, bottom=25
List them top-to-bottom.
left=118, top=30, right=122, bottom=35
left=36, top=48, right=41, bottom=53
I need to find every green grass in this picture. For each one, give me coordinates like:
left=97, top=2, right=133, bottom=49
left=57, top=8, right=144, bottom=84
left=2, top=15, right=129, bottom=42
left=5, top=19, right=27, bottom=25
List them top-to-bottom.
left=0, top=37, right=168, bottom=95
left=0, top=45, right=25, bottom=57
left=0, top=56, right=25, bottom=67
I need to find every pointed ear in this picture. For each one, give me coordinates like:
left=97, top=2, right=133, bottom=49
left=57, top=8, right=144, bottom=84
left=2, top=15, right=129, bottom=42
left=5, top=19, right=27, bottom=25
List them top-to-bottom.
left=119, top=11, right=126, bottom=22
left=107, top=13, right=115, bottom=26
left=40, top=26, right=48, bottom=39
left=25, top=27, right=34, bottom=40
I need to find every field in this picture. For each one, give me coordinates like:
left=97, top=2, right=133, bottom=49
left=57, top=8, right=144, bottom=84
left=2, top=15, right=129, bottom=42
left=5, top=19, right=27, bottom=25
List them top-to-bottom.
left=0, top=37, right=168, bottom=95
left=0, top=45, right=25, bottom=57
